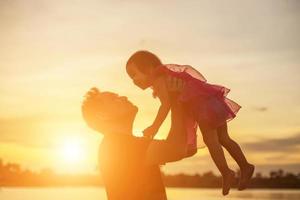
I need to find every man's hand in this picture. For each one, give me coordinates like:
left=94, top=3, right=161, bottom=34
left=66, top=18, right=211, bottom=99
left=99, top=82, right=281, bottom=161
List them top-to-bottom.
left=143, top=125, right=159, bottom=139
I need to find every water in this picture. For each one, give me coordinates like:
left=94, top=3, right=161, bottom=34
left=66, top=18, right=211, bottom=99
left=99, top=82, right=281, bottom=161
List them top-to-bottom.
left=0, top=187, right=299, bottom=200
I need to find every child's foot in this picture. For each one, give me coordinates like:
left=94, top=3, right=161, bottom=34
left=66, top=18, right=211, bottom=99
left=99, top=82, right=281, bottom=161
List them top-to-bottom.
left=238, top=164, right=255, bottom=191
left=222, top=170, right=235, bottom=196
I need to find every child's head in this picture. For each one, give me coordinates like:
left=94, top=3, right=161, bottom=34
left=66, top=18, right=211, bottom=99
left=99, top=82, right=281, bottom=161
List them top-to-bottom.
left=126, top=50, right=162, bottom=90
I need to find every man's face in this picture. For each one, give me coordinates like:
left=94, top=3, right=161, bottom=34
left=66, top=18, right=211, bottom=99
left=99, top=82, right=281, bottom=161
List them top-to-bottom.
left=126, top=63, right=151, bottom=90
left=82, top=89, right=138, bottom=134
left=98, top=92, right=138, bottom=120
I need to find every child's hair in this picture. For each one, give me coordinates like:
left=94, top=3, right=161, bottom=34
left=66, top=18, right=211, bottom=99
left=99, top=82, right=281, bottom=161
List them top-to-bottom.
left=126, top=50, right=162, bottom=75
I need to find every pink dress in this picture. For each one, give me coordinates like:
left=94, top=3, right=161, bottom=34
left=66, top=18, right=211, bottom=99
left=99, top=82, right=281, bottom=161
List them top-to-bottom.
left=152, top=64, right=241, bottom=155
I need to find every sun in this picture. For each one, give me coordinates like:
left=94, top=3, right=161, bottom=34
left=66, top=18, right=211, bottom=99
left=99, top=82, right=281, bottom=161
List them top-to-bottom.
left=60, top=140, right=85, bottom=163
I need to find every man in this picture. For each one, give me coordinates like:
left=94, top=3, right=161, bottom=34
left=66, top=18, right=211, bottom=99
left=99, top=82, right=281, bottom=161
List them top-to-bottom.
left=82, top=88, right=194, bottom=200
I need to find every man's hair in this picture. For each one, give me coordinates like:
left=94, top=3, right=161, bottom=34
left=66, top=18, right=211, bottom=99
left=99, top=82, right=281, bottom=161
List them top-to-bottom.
left=126, top=50, right=162, bottom=75
left=82, top=89, right=118, bottom=133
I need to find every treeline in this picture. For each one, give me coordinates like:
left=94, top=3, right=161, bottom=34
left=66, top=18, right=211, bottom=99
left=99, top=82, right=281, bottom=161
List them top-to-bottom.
left=0, top=159, right=102, bottom=187
left=1, top=159, right=300, bottom=188
left=163, top=170, right=300, bottom=189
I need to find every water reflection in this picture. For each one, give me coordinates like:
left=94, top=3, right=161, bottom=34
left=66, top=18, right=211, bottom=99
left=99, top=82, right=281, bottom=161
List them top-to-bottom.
left=0, top=188, right=299, bottom=200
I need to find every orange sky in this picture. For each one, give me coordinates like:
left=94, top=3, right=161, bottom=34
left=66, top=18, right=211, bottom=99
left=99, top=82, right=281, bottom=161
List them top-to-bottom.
left=0, top=0, right=300, bottom=175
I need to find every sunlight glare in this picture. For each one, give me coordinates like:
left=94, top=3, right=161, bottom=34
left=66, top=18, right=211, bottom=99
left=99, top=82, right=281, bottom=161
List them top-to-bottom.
left=60, top=139, right=85, bottom=164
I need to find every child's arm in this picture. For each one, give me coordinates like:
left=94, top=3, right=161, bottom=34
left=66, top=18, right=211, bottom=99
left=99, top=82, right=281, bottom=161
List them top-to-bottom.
left=143, top=77, right=171, bottom=138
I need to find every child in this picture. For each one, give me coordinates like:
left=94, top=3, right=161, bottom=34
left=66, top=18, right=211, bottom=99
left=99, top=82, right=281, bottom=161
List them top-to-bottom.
left=125, top=50, right=254, bottom=196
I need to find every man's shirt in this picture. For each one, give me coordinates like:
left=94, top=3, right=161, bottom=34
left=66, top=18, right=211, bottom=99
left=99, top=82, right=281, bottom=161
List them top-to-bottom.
left=99, top=134, right=167, bottom=200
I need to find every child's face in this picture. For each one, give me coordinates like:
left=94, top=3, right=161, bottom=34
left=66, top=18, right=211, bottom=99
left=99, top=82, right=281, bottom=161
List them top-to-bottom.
left=126, top=63, right=151, bottom=90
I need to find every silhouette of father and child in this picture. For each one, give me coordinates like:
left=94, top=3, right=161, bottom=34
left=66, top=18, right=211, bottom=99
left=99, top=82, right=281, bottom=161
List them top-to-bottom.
left=81, top=50, right=255, bottom=200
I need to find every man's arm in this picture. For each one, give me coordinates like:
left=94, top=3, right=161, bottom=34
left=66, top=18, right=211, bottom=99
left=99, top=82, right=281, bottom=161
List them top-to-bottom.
left=144, top=78, right=171, bottom=138
left=150, top=102, right=171, bottom=132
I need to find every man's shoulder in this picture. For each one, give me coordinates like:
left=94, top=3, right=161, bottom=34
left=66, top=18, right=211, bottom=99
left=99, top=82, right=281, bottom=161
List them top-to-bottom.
left=99, top=135, right=151, bottom=164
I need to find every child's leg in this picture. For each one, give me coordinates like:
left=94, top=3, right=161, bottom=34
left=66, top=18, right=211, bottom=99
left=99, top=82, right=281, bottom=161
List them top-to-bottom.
left=217, top=123, right=254, bottom=190
left=217, top=123, right=250, bottom=169
left=200, top=126, right=235, bottom=195
left=201, top=128, right=230, bottom=175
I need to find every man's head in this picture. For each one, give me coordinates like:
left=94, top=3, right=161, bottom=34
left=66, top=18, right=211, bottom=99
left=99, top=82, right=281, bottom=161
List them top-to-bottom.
left=126, top=50, right=162, bottom=90
left=82, top=88, right=138, bottom=135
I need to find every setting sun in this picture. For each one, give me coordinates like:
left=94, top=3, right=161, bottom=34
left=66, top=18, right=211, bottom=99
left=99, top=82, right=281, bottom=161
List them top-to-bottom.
left=59, top=140, right=85, bottom=164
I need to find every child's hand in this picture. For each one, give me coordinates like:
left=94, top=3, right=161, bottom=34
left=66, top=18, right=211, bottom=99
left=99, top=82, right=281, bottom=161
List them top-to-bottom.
left=143, top=125, right=158, bottom=139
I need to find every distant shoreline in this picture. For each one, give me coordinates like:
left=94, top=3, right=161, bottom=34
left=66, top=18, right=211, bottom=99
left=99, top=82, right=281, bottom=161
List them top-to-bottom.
left=1, top=160, right=300, bottom=189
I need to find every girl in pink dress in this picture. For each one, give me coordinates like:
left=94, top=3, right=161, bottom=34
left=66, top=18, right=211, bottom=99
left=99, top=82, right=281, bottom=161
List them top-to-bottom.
left=126, top=50, right=254, bottom=196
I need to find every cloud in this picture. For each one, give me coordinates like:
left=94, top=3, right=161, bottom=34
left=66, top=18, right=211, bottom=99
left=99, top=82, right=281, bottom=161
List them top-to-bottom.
left=253, top=106, right=268, bottom=112
left=0, top=115, right=78, bottom=148
left=0, top=116, right=47, bottom=147
left=162, top=133, right=300, bottom=175
left=243, top=133, right=300, bottom=152
left=163, top=152, right=300, bottom=175
left=255, top=163, right=300, bottom=175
